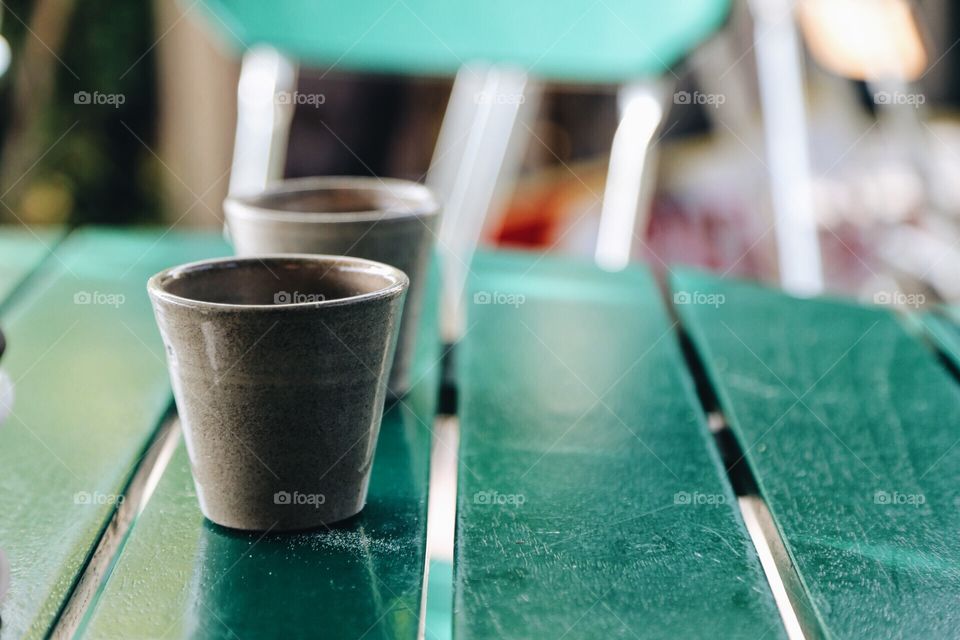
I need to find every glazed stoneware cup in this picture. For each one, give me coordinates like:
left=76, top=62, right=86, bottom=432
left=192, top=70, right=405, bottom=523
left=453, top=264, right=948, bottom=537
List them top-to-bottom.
left=224, top=177, right=440, bottom=396
left=148, top=255, right=408, bottom=531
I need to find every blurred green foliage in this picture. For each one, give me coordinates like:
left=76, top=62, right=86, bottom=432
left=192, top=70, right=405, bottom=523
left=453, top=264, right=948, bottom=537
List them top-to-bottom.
left=0, top=0, right=160, bottom=225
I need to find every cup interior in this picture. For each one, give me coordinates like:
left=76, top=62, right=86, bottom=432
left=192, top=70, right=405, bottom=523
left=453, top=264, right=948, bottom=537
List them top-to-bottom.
left=231, top=178, right=438, bottom=221
left=257, top=188, right=389, bottom=214
left=151, top=256, right=407, bottom=307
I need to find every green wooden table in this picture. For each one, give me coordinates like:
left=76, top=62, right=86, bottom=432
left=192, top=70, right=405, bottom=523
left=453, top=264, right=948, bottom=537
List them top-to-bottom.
left=1, top=226, right=959, bottom=639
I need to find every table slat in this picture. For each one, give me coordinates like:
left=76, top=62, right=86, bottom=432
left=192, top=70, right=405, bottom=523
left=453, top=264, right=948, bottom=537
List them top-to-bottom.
left=0, top=226, right=64, bottom=308
left=0, top=228, right=227, bottom=638
left=454, top=251, right=785, bottom=639
left=80, top=264, right=442, bottom=639
left=673, top=270, right=960, bottom=639
left=920, top=309, right=960, bottom=370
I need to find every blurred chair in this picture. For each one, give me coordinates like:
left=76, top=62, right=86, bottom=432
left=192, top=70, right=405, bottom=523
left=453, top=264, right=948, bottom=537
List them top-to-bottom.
left=195, top=0, right=731, bottom=337
left=748, top=0, right=825, bottom=295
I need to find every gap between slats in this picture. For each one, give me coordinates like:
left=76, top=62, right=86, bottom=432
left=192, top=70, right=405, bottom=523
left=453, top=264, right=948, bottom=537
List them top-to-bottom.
left=907, top=310, right=960, bottom=388
left=675, top=321, right=816, bottom=640
left=48, top=412, right=182, bottom=639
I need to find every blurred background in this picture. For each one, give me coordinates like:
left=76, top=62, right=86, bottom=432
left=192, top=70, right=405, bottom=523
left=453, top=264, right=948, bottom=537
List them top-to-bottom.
left=1, top=0, right=959, bottom=306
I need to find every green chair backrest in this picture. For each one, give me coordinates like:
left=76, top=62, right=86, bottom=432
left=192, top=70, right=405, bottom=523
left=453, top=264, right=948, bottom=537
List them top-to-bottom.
left=197, top=0, right=730, bottom=81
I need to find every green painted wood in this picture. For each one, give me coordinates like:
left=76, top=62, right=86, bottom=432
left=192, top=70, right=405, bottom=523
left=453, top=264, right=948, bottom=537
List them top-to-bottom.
left=196, top=0, right=730, bottom=82
left=0, top=226, right=65, bottom=308
left=0, top=228, right=228, bottom=638
left=454, top=251, right=785, bottom=639
left=79, top=263, right=442, bottom=639
left=673, top=270, right=960, bottom=639
left=920, top=308, right=960, bottom=371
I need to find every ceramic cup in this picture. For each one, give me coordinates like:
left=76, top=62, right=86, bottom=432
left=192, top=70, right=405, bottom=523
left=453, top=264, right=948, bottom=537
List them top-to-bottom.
left=224, top=177, right=440, bottom=396
left=148, top=255, right=408, bottom=531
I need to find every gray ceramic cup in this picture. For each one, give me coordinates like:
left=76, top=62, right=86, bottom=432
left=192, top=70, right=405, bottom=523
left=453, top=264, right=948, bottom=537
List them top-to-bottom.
left=224, top=177, right=440, bottom=396
left=148, top=255, right=408, bottom=531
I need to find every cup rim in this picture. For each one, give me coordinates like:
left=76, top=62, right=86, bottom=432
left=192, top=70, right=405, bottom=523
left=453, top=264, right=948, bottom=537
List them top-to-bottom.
left=223, top=176, right=441, bottom=224
left=147, top=254, right=409, bottom=312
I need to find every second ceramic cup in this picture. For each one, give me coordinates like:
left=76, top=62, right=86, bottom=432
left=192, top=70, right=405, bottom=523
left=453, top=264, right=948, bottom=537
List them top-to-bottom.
left=224, top=177, right=440, bottom=396
left=148, top=255, right=408, bottom=531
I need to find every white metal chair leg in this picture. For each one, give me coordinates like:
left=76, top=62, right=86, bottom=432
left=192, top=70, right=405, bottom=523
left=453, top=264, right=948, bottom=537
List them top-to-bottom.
left=750, top=0, right=824, bottom=295
left=228, top=46, right=297, bottom=198
left=428, top=65, right=541, bottom=341
left=595, top=80, right=671, bottom=271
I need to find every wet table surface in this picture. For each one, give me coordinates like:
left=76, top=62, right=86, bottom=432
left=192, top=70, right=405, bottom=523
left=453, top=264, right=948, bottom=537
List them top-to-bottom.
left=0, top=226, right=958, bottom=639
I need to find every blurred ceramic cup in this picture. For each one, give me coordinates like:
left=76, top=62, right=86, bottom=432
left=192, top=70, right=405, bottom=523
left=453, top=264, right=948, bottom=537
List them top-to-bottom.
left=224, top=177, right=440, bottom=396
left=148, top=255, right=408, bottom=531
